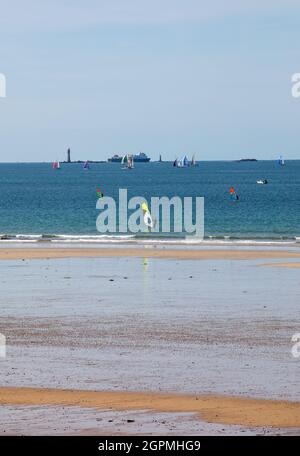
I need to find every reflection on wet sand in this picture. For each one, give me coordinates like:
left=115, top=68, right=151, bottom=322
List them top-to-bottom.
left=0, top=246, right=300, bottom=434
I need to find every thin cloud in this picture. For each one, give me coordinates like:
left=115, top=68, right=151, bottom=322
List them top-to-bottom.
left=0, top=0, right=300, bottom=30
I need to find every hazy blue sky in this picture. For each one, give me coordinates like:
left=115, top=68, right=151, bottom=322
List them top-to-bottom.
left=0, top=0, right=300, bottom=162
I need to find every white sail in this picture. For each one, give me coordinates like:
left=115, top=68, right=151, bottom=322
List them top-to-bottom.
left=121, top=155, right=127, bottom=166
left=128, top=155, right=134, bottom=169
left=177, top=155, right=189, bottom=167
left=177, top=157, right=183, bottom=167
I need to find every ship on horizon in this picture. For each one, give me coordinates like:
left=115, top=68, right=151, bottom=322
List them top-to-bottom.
left=108, top=152, right=151, bottom=163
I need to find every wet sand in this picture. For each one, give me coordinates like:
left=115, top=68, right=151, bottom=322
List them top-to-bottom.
left=0, top=246, right=300, bottom=261
left=1, top=246, right=300, bottom=435
left=0, top=387, right=300, bottom=428
left=2, top=404, right=293, bottom=436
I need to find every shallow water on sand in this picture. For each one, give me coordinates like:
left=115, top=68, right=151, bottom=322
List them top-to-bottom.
left=0, top=255, right=299, bottom=401
left=1, top=404, right=297, bottom=436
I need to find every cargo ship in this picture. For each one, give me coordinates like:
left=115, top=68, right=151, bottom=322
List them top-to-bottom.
left=108, top=152, right=151, bottom=163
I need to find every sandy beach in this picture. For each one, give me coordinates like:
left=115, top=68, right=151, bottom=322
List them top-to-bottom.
left=0, top=244, right=300, bottom=435
left=0, top=246, right=300, bottom=261
left=261, top=262, right=300, bottom=268
left=1, top=387, right=300, bottom=428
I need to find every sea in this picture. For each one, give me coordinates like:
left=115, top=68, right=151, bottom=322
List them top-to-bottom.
left=0, top=160, right=299, bottom=245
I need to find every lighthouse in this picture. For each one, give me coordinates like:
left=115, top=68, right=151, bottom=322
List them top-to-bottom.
left=67, top=148, right=71, bottom=163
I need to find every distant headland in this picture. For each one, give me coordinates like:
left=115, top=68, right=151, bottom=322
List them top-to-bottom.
left=61, top=148, right=106, bottom=164
left=61, top=148, right=151, bottom=164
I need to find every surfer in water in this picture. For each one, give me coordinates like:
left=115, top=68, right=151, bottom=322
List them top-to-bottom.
left=229, top=186, right=239, bottom=201
left=96, top=188, right=104, bottom=198
left=142, top=202, right=155, bottom=229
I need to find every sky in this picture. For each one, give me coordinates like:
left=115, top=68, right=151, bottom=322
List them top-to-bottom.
left=0, top=0, right=300, bottom=162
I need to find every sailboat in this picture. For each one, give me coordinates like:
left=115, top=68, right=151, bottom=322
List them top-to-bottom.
left=121, top=154, right=134, bottom=169
left=121, top=154, right=127, bottom=169
left=128, top=155, right=134, bottom=169
left=176, top=155, right=189, bottom=167
left=183, top=155, right=189, bottom=167
left=191, top=155, right=198, bottom=166
left=278, top=155, right=285, bottom=166
left=173, top=158, right=178, bottom=167
left=53, top=160, right=60, bottom=170
left=83, top=160, right=90, bottom=170
left=229, top=186, right=239, bottom=201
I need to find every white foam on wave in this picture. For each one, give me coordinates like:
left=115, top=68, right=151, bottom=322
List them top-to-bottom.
left=0, top=233, right=299, bottom=247
left=16, top=234, right=43, bottom=240
left=52, top=234, right=136, bottom=243
left=55, top=234, right=134, bottom=239
left=0, top=239, right=40, bottom=243
left=52, top=239, right=135, bottom=244
left=202, top=239, right=297, bottom=245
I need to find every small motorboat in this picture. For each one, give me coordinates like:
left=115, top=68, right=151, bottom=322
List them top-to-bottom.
left=257, top=179, right=268, bottom=185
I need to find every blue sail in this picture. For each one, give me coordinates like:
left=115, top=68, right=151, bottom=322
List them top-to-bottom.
left=183, top=155, right=189, bottom=167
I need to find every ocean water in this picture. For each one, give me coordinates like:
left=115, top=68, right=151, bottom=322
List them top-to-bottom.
left=0, top=161, right=299, bottom=243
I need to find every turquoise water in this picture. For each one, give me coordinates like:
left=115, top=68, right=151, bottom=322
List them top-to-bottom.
left=0, top=161, right=299, bottom=241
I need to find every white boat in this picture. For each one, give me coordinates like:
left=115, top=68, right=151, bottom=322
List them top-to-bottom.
left=121, top=154, right=134, bottom=169
left=121, top=154, right=127, bottom=169
left=128, top=155, right=134, bottom=169
left=176, top=155, right=190, bottom=167
left=191, top=155, right=198, bottom=166
left=53, top=160, right=61, bottom=170
left=257, top=179, right=268, bottom=184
